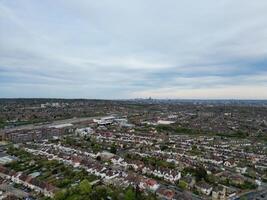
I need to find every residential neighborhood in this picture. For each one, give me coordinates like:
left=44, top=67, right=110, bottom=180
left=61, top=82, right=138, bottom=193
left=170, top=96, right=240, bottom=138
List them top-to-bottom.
left=0, top=99, right=266, bottom=199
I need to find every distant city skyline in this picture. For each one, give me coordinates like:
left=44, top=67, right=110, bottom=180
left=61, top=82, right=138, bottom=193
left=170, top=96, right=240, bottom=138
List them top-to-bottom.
left=0, top=0, right=267, bottom=99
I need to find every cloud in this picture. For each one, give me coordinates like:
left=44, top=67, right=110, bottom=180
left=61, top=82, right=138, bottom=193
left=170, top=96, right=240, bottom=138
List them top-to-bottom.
left=0, top=0, right=267, bottom=98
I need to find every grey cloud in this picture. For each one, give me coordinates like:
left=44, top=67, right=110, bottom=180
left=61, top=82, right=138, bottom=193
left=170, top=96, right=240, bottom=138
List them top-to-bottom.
left=1, top=0, right=267, bottom=98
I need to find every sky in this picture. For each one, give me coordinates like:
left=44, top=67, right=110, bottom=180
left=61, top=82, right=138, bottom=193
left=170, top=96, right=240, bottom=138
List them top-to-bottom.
left=0, top=0, right=267, bottom=99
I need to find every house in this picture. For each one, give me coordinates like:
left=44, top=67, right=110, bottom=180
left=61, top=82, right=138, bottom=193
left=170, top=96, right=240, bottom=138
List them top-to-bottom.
left=94, top=116, right=115, bottom=126
left=115, top=118, right=134, bottom=128
left=75, top=127, right=93, bottom=137
left=97, top=151, right=115, bottom=161
left=224, top=160, right=237, bottom=168
left=0, top=165, right=14, bottom=179
left=235, top=166, right=247, bottom=174
left=142, top=167, right=181, bottom=183
left=104, top=169, right=120, bottom=180
left=163, top=171, right=181, bottom=183
left=11, top=172, right=57, bottom=197
left=124, top=173, right=142, bottom=187
left=229, top=175, right=245, bottom=185
left=139, top=178, right=160, bottom=191
left=195, top=181, right=213, bottom=196
left=43, top=182, right=58, bottom=197
left=212, top=185, right=226, bottom=200
left=212, top=185, right=237, bottom=200
left=156, top=187, right=176, bottom=200
left=225, top=187, right=237, bottom=199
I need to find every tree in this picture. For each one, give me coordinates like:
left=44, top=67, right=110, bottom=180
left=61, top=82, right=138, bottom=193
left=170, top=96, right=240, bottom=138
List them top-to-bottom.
left=65, top=136, right=75, bottom=145
left=110, top=143, right=117, bottom=154
left=160, top=145, right=168, bottom=151
left=192, top=145, right=197, bottom=151
left=96, top=156, right=101, bottom=161
left=195, top=166, right=207, bottom=182
left=207, top=174, right=216, bottom=184
left=79, top=179, right=92, bottom=195
left=178, top=180, right=187, bottom=190
left=93, top=186, right=108, bottom=199
left=124, top=188, right=135, bottom=200
left=54, top=190, right=68, bottom=200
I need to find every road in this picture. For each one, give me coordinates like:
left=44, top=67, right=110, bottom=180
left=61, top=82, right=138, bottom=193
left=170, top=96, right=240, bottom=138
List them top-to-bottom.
left=234, top=189, right=267, bottom=200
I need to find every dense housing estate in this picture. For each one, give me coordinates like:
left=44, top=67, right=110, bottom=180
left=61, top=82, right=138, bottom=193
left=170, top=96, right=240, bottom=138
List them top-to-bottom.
left=0, top=99, right=266, bottom=200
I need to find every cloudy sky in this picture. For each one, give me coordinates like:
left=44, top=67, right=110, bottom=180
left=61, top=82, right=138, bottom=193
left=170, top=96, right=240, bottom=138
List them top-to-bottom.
left=0, top=0, right=267, bottom=99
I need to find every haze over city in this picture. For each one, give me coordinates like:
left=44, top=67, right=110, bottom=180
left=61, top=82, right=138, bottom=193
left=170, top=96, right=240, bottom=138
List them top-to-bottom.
left=0, top=0, right=267, bottom=99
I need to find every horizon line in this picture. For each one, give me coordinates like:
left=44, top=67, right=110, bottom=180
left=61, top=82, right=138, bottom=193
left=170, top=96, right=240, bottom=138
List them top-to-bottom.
left=0, top=97, right=267, bottom=101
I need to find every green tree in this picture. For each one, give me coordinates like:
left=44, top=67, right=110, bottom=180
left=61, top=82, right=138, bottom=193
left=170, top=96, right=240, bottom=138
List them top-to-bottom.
left=110, top=143, right=117, bottom=154
left=160, top=145, right=168, bottom=151
left=195, top=166, right=207, bottom=182
left=79, top=179, right=92, bottom=195
left=178, top=180, right=187, bottom=190
left=93, top=186, right=108, bottom=199
left=124, top=188, right=135, bottom=200
left=54, top=190, right=68, bottom=200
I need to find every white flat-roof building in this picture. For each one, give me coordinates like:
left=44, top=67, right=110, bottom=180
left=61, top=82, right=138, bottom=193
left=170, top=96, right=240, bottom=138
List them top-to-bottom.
left=157, top=120, right=175, bottom=125
left=49, top=123, right=73, bottom=129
